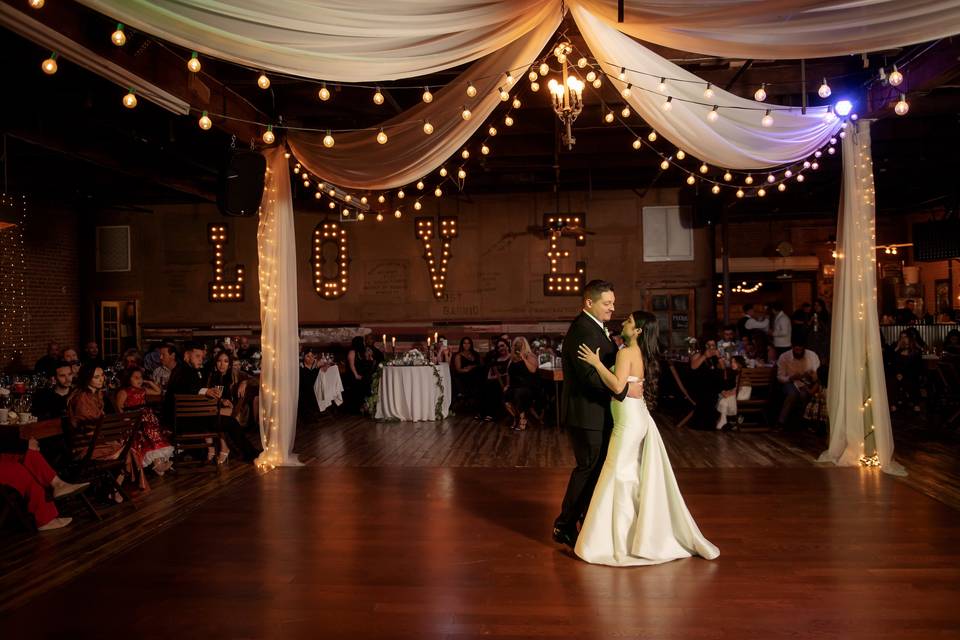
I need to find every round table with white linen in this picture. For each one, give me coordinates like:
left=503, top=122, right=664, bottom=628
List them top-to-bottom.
left=375, top=363, right=452, bottom=422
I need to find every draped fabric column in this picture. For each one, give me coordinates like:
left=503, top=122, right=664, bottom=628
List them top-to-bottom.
left=818, top=121, right=906, bottom=476
left=256, top=147, right=302, bottom=468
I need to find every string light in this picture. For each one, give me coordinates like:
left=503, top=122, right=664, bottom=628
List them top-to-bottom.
left=28, top=0, right=44, bottom=8
left=111, top=23, right=126, bottom=46
left=187, top=51, right=201, bottom=73
left=41, top=52, right=57, bottom=75
left=888, top=65, right=904, bottom=87
left=618, top=67, right=626, bottom=81
left=529, top=71, right=539, bottom=82
left=257, top=73, right=270, bottom=89
left=658, top=77, right=667, bottom=92
left=818, top=78, right=832, bottom=99
left=530, top=81, right=540, bottom=92
left=466, top=82, right=477, bottom=98
left=621, top=83, right=632, bottom=99
left=703, top=83, right=714, bottom=99
left=754, top=83, right=767, bottom=102
left=318, top=84, right=331, bottom=101
left=373, top=87, right=384, bottom=105
left=422, top=87, right=433, bottom=103
left=499, top=87, right=509, bottom=101
left=122, top=89, right=137, bottom=108
left=894, top=94, right=909, bottom=116
left=662, top=96, right=673, bottom=111
left=512, top=98, right=522, bottom=109
left=461, top=106, right=472, bottom=120
left=621, top=106, right=631, bottom=118
left=707, top=106, right=719, bottom=123
left=604, top=110, right=615, bottom=123
left=761, top=110, right=774, bottom=127
left=198, top=111, right=212, bottom=130
left=504, top=115, right=514, bottom=126
left=423, top=121, right=434, bottom=134
left=262, top=125, right=275, bottom=145
left=488, top=126, right=498, bottom=136
left=376, top=129, right=388, bottom=144
left=323, top=131, right=335, bottom=148
left=647, top=131, right=657, bottom=142
left=632, top=138, right=642, bottom=150
left=480, top=144, right=490, bottom=155
left=461, top=149, right=470, bottom=159
left=676, top=150, right=686, bottom=160
left=660, top=159, right=670, bottom=170
left=699, top=163, right=709, bottom=174
left=439, top=167, right=448, bottom=177
left=457, top=168, right=467, bottom=180
left=723, top=171, right=732, bottom=182
left=686, top=175, right=696, bottom=185
left=745, top=175, right=754, bottom=185
left=416, top=180, right=425, bottom=190
left=711, top=185, right=721, bottom=194
left=434, top=187, right=443, bottom=197
left=757, top=187, right=767, bottom=197
left=397, top=189, right=406, bottom=199
left=736, top=189, right=745, bottom=198
left=395, top=209, right=402, bottom=218
left=376, top=213, right=384, bottom=222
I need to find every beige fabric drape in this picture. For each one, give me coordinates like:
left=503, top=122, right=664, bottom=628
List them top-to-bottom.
left=287, top=14, right=561, bottom=190
left=818, top=121, right=906, bottom=476
left=256, top=147, right=302, bottom=467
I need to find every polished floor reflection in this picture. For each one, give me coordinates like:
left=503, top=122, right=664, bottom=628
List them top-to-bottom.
left=2, top=464, right=958, bottom=639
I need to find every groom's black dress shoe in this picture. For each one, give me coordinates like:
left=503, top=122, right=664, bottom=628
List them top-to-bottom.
left=552, top=526, right=577, bottom=549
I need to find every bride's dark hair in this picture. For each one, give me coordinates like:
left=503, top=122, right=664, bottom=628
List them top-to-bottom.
left=631, top=311, right=661, bottom=408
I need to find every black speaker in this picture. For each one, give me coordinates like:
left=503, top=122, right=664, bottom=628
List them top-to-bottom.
left=218, top=151, right=266, bottom=216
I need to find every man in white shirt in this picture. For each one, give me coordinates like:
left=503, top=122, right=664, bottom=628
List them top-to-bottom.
left=769, top=301, right=792, bottom=355
left=744, top=304, right=770, bottom=333
left=776, top=341, right=821, bottom=428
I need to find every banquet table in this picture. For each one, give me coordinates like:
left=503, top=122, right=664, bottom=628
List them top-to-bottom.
left=375, top=363, right=452, bottom=422
left=313, top=366, right=344, bottom=412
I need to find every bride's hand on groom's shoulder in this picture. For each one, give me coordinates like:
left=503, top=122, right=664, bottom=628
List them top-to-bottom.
left=577, top=344, right=602, bottom=368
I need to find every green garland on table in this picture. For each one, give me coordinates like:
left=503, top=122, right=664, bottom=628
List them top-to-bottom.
left=369, top=362, right=447, bottom=421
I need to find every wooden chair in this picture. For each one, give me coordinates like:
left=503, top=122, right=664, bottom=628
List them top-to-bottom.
left=667, top=360, right=697, bottom=428
left=737, top=367, right=777, bottom=432
left=172, top=395, right=221, bottom=468
left=61, top=410, right=143, bottom=518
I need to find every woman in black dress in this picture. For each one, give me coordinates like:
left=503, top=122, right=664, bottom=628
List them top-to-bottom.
left=452, top=337, right=484, bottom=414
left=504, top=337, right=540, bottom=431
left=689, top=337, right=726, bottom=430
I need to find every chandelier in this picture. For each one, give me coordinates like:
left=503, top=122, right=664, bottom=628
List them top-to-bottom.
left=547, top=42, right=584, bottom=150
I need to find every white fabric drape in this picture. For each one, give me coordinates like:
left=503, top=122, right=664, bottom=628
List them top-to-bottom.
left=75, top=0, right=562, bottom=81
left=571, top=0, right=960, bottom=59
left=572, top=5, right=842, bottom=170
left=287, top=14, right=560, bottom=189
left=818, top=121, right=905, bottom=477
left=256, top=147, right=302, bottom=467
left=375, top=364, right=453, bottom=422
left=313, top=366, right=344, bottom=412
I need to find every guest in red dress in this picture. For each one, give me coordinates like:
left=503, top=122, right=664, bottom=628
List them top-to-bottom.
left=117, top=367, right=174, bottom=476
left=0, top=438, right=88, bottom=530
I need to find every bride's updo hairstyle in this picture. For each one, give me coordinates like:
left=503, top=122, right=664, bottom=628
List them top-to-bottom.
left=631, top=311, right=661, bottom=409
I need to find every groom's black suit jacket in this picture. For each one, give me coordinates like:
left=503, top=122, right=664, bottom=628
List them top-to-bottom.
left=561, top=311, right=628, bottom=431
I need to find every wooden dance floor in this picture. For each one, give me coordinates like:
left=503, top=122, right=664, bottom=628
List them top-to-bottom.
left=3, top=462, right=959, bottom=638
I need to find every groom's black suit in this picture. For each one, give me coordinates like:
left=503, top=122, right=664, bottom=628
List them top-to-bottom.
left=555, top=311, right=628, bottom=535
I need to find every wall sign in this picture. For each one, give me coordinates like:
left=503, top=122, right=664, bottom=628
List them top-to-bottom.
left=543, top=213, right=586, bottom=296
left=415, top=216, right=458, bottom=299
left=312, top=221, right=350, bottom=299
left=208, top=223, right=245, bottom=302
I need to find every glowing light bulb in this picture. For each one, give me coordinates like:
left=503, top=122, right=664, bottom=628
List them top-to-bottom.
left=29, top=0, right=44, bottom=7
left=111, top=24, right=126, bottom=46
left=187, top=52, right=201, bottom=73
left=41, top=53, right=57, bottom=75
left=577, top=57, right=587, bottom=68
left=888, top=65, right=903, bottom=87
left=618, top=67, right=626, bottom=81
left=528, top=71, right=538, bottom=82
left=586, top=71, right=596, bottom=83
left=505, top=72, right=514, bottom=85
left=257, top=73, right=270, bottom=89
left=658, top=77, right=666, bottom=92
left=592, top=78, right=602, bottom=89
left=818, top=78, right=832, bottom=99
left=530, top=82, right=540, bottom=92
left=466, top=83, right=477, bottom=98
left=704, top=83, right=714, bottom=99
left=318, top=84, right=331, bottom=101
left=621, top=84, right=632, bottom=99
left=754, top=84, right=767, bottom=102
left=422, top=87, right=433, bottom=103
left=499, top=87, right=509, bottom=101
left=372, top=88, right=385, bottom=105
left=122, top=90, right=137, bottom=108
left=894, top=94, right=909, bottom=116
left=662, top=96, right=673, bottom=112
left=512, top=98, right=521, bottom=109
left=621, top=106, right=631, bottom=118
left=707, top=106, right=719, bottom=123
left=461, top=107, right=472, bottom=120
left=761, top=110, right=774, bottom=127
left=198, top=111, right=212, bottom=130
left=604, top=111, right=615, bottom=123
left=504, top=115, right=514, bottom=126
left=423, top=121, right=434, bottom=135
left=262, top=126, right=275, bottom=144
left=488, top=126, right=498, bottom=137
left=376, top=129, right=388, bottom=144
left=323, top=131, right=335, bottom=148
left=647, top=131, right=657, bottom=142
left=632, top=138, right=642, bottom=150
left=481, top=144, right=490, bottom=155
left=461, top=149, right=470, bottom=159
left=676, top=150, right=686, bottom=160
left=660, top=159, right=670, bottom=170
left=811, top=161, right=820, bottom=170
left=699, top=163, right=709, bottom=174
left=458, top=169, right=467, bottom=180
left=723, top=171, right=732, bottom=182
left=767, top=174, right=776, bottom=183
left=796, top=174, right=805, bottom=183
left=686, top=175, right=696, bottom=185
left=745, top=175, right=754, bottom=185
left=416, top=180, right=425, bottom=190
left=778, top=183, right=787, bottom=192
left=712, top=185, right=721, bottom=194
left=434, top=187, right=442, bottom=197
left=757, top=188, right=766, bottom=197
left=398, top=189, right=405, bottom=199
left=736, top=189, right=745, bottom=198
left=377, top=195, right=386, bottom=204
left=414, top=201, right=422, bottom=210
left=395, top=209, right=402, bottom=218
left=357, top=212, right=364, bottom=221
left=376, top=213, right=384, bottom=222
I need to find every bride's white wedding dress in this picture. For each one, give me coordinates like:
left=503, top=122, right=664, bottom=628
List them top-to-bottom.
left=575, top=375, right=719, bottom=566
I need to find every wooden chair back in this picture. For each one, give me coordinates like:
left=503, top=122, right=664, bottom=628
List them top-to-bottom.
left=739, top=366, right=776, bottom=389
left=174, top=395, right=219, bottom=419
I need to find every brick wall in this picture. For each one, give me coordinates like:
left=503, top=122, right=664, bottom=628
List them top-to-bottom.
left=10, top=202, right=81, bottom=369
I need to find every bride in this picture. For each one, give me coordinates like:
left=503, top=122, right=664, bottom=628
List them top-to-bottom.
left=575, top=310, right=719, bottom=566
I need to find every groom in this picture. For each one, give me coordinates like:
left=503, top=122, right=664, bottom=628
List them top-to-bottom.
left=553, top=279, right=635, bottom=548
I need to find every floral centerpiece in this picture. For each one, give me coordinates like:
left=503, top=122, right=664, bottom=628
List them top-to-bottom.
left=386, top=348, right=429, bottom=367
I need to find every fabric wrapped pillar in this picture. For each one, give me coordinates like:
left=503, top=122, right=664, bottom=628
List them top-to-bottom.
left=818, top=121, right=905, bottom=476
left=256, top=147, right=302, bottom=468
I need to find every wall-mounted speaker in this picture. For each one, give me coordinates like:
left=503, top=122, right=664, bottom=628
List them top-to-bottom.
left=218, top=151, right=266, bottom=217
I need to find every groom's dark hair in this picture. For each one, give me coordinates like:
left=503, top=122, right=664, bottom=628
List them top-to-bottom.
left=582, top=279, right=614, bottom=302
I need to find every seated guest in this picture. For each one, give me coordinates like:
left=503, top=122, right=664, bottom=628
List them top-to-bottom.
left=894, top=299, right=918, bottom=325
left=717, top=325, right=741, bottom=359
left=749, top=329, right=777, bottom=364
left=944, top=329, right=960, bottom=357
left=888, top=330, right=923, bottom=413
left=436, top=335, right=452, bottom=363
left=235, top=336, right=258, bottom=361
left=452, top=337, right=484, bottom=414
left=504, top=337, right=540, bottom=431
left=479, top=338, right=511, bottom=422
left=690, top=338, right=725, bottom=429
left=81, top=340, right=105, bottom=369
left=776, top=340, right=821, bottom=429
left=34, top=342, right=61, bottom=377
left=142, top=342, right=162, bottom=373
left=151, top=343, right=177, bottom=390
left=62, top=347, right=81, bottom=380
left=120, top=348, right=144, bottom=370
left=206, top=351, right=257, bottom=463
left=716, top=356, right=747, bottom=430
left=32, top=361, right=74, bottom=420
left=803, top=364, right=830, bottom=435
left=116, top=367, right=173, bottom=475
left=0, top=438, right=88, bottom=531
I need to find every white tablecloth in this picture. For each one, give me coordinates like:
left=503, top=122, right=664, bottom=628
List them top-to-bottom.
left=375, top=363, right=452, bottom=422
left=313, top=366, right=344, bottom=412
